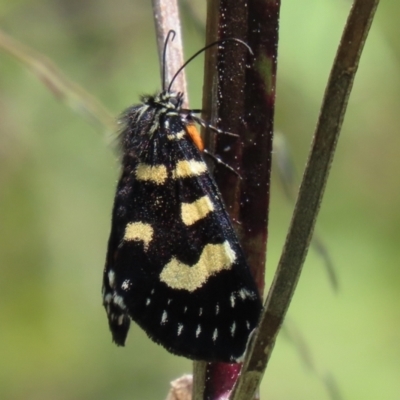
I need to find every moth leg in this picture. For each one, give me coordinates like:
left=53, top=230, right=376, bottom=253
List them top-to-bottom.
left=180, top=111, right=239, bottom=138
left=203, top=149, right=242, bottom=179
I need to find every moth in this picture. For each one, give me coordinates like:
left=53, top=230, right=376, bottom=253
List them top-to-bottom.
left=102, top=31, right=262, bottom=363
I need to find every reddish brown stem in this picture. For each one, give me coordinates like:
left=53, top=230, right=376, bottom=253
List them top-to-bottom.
left=199, top=0, right=280, bottom=399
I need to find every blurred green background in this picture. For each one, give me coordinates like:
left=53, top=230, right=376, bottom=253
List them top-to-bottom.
left=0, top=1, right=399, bottom=399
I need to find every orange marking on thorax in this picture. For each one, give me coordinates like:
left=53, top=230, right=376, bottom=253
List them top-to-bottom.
left=186, top=124, right=204, bottom=152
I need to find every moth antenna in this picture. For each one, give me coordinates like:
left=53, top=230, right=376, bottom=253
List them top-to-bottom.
left=162, top=30, right=176, bottom=92
left=168, top=38, right=253, bottom=92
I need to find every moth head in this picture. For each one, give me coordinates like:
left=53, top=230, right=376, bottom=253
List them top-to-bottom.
left=145, top=91, right=184, bottom=111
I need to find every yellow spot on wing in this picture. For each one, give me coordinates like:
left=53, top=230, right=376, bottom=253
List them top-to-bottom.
left=173, top=160, right=207, bottom=179
left=136, top=163, right=167, bottom=184
left=181, top=196, right=214, bottom=226
left=124, top=222, right=154, bottom=250
left=160, top=241, right=236, bottom=292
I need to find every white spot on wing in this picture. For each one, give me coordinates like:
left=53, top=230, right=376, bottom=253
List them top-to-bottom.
left=108, top=270, right=116, bottom=289
left=121, top=279, right=131, bottom=291
left=239, top=288, right=255, bottom=300
left=104, top=293, right=112, bottom=304
left=230, top=293, right=236, bottom=308
left=113, top=295, right=126, bottom=310
left=146, top=298, right=151, bottom=306
left=215, top=303, right=220, bottom=315
left=199, top=308, right=203, bottom=316
left=161, top=311, right=168, bottom=325
left=231, top=321, right=236, bottom=337
left=246, top=321, right=250, bottom=330
left=177, top=323, right=184, bottom=336
left=196, top=324, right=201, bottom=338
left=213, top=328, right=218, bottom=342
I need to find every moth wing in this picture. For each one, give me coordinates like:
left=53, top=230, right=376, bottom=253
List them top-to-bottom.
left=103, top=118, right=261, bottom=362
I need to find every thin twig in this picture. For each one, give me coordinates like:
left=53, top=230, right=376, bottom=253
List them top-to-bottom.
left=152, top=0, right=188, bottom=107
left=231, top=0, right=380, bottom=399
left=152, top=3, right=205, bottom=400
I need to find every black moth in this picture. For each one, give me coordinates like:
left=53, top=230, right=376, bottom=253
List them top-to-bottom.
left=102, top=31, right=262, bottom=363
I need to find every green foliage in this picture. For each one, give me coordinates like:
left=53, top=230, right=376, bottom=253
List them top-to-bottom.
left=0, top=1, right=399, bottom=399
